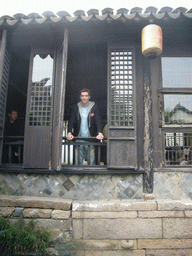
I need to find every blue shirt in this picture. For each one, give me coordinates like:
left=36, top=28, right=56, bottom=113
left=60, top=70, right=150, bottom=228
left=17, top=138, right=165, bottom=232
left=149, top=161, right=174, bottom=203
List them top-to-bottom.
left=79, top=107, right=89, bottom=137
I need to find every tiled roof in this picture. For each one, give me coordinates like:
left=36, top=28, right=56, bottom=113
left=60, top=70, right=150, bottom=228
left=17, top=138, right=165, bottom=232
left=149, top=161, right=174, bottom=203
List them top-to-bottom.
left=0, top=7, right=192, bottom=27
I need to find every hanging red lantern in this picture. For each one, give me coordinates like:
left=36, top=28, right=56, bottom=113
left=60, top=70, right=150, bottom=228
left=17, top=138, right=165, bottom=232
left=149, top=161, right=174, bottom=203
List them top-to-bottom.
left=142, top=24, right=163, bottom=59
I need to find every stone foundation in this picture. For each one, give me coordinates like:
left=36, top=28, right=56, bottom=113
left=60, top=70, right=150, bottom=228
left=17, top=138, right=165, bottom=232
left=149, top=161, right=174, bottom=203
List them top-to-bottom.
left=1, top=172, right=192, bottom=200
left=0, top=195, right=192, bottom=255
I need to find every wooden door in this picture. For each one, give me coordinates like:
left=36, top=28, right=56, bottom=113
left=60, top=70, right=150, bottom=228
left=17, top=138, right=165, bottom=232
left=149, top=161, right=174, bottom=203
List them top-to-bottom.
left=51, top=29, right=68, bottom=170
left=0, top=30, right=10, bottom=164
left=107, top=46, right=137, bottom=169
left=23, top=50, right=55, bottom=168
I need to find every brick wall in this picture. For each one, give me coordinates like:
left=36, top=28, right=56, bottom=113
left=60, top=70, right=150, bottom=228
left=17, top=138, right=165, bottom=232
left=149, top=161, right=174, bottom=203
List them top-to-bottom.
left=0, top=196, right=192, bottom=255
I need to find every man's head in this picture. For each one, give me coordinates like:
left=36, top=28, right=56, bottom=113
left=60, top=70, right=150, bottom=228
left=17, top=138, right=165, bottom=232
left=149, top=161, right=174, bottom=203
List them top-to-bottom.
left=79, top=88, right=91, bottom=106
left=8, top=110, right=18, bottom=123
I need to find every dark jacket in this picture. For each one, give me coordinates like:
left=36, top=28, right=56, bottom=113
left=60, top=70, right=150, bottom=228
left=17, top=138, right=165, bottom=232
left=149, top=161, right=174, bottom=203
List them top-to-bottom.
left=68, top=101, right=103, bottom=137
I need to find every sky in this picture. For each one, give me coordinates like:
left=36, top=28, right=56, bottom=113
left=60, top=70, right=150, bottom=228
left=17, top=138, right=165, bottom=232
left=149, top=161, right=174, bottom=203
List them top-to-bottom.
left=1, top=0, right=191, bottom=17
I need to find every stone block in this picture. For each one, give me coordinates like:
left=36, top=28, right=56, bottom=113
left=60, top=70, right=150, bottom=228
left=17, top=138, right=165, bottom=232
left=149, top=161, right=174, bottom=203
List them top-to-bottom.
left=142, top=193, right=155, bottom=200
left=0, top=195, right=72, bottom=210
left=73, top=200, right=157, bottom=212
left=157, top=200, right=192, bottom=211
left=0, top=207, right=15, bottom=217
left=13, top=207, right=24, bottom=217
left=23, top=208, right=52, bottom=218
left=51, top=210, right=71, bottom=219
left=72, top=211, right=137, bottom=219
left=138, top=211, right=184, bottom=218
left=185, top=211, right=192, bottom=217
left=163, top=218, right=192, bottom=239
left=34, top=219, right=71, bottom=231
left=73, top=219, right=83, bottom=239
left=83, top=219, right=162, bottom=239
left=49, top=229, right=64, bottom=242
left=138, top=239, right=192, bottom=249
left=75, top=240, right=119, bottom=250
left=120, top=240, right=135, bottom=249
left=48, top=247, right=59, bottom=255
left=146, top=249, right=192, bottom=256
left=84, top=250, right=145, bottom=256
left=72, top=251, right=85, bottom=256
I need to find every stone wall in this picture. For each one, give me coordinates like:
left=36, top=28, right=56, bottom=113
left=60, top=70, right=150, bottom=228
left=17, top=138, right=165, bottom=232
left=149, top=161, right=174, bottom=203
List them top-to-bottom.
left=1, top=172, right=192, bottom=200
left=154, top=172, right=192, bottom=200
left=0, top=173, right=143, bottom=199
left=0, top=195, right=192, bottom=256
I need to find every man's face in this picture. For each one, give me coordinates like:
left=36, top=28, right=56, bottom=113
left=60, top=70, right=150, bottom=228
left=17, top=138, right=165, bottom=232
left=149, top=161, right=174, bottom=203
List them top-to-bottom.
left=80, top=92, right=90, bottom=105
left=9, top=111, right=18, bottom=122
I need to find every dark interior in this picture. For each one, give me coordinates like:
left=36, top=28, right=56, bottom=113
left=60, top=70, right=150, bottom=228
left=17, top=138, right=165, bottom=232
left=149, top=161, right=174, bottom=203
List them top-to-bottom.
left=6, top=42, right=107, bottom=128
left=65, top=42, right=107, bottom=126
left=6, top=46, right=30, bottom=120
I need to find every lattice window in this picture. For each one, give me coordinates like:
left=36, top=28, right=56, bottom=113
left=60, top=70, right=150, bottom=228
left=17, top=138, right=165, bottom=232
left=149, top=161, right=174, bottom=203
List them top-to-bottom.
left=110, top=50, right=134, bottom=126
left=29, top=54, right=53, bottom=126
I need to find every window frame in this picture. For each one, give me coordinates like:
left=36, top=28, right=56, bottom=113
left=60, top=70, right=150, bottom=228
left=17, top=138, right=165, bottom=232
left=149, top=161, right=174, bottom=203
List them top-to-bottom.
left=159, top=55, right=192, bottom=168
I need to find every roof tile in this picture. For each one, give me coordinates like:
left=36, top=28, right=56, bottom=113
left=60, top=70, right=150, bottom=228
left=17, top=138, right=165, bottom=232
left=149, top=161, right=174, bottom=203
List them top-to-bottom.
left=0, top=6, right=191, bottom=28
left=145, top=6, right=158, bottom=13
left=130, top=7, right=143, bottom=13
left=159, top=7, right=173, bottom=13
left=172, top=7, right=188, bottom=13
left=102, top=8, right=114, bottom=15
left=117, top=8, right=129, bottom=14
left=87, top=9, right=99, bottom=15
left=73, top=10, right=85, bottom=16
left=42, top=11, right=57, bottom=17
left=57, top=11, right=71, bottom=17
left=13, top=13, right=27, bottom=19
left=27, top=13, right=43, bottom=19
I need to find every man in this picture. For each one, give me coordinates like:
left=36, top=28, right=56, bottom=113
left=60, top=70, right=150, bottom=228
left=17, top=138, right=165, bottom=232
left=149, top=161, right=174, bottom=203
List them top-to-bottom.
left=67, top=88, right=104, bottom=165
left=3, top=110, right=23, bottom=163
left=4, top=110, right=21, bottom=136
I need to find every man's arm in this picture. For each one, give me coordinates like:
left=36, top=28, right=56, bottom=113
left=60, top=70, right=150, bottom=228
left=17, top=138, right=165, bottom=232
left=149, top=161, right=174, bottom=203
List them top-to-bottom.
left=67, top=105, right=76, bottom=141
left=94, top=105, right=104, bottom=140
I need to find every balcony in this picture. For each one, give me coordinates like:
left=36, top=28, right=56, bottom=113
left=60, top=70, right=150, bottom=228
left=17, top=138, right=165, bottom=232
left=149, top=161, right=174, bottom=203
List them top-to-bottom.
left=1, top=136, right=107, bottom=169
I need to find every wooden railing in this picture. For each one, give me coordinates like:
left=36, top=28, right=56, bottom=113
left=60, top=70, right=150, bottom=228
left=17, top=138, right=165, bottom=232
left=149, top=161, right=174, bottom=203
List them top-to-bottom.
left=2, top=136, right=24, bottom=164
left=2, top=136, right=107, bottom=167
left=62, top=137, right=107, bottom=166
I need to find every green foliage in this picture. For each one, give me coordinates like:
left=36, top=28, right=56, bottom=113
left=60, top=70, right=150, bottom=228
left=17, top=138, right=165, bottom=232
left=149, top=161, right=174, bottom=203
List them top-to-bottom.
left=0, top=217, right=50, bottom=256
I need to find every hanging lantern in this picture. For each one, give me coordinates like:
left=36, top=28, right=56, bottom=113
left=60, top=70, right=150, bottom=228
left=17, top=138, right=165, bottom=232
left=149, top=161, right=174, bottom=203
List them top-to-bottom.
left=142, top=24, right=163, bottom=59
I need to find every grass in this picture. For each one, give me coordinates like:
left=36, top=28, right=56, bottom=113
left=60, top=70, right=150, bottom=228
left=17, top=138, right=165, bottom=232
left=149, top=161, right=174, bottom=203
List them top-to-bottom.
left=0, top=216, right=50, bottom=256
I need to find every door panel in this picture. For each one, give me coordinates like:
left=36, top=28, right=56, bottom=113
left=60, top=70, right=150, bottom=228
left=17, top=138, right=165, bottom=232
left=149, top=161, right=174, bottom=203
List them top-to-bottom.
left=51, top=29, right=68, bottom=170
left=0, top=30, right=10, bottom=164
left=107, top=46, right=137, bottom=169
left=23, top=52, right=54, bottom=168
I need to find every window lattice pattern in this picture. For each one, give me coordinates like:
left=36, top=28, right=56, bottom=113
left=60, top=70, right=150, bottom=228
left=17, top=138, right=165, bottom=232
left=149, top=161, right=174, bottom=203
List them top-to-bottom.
left=110, top=50, right=133, bottom=126
left=29, top=54, right=53, bottom=126
left=29, top=85, right=51, bottom=126
left=165, top=132, right=192, bottom=166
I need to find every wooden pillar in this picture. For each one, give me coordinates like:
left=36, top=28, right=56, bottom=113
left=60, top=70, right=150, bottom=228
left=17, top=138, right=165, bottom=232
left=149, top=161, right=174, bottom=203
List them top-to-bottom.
left=143, top=57, right=154, bottom=194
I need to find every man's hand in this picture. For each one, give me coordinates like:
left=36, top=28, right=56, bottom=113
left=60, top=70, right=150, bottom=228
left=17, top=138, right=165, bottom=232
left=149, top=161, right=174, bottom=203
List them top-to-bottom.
left=66, top=132, right=74, bottom=141
left=96, top=133, right=104, bottom=140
